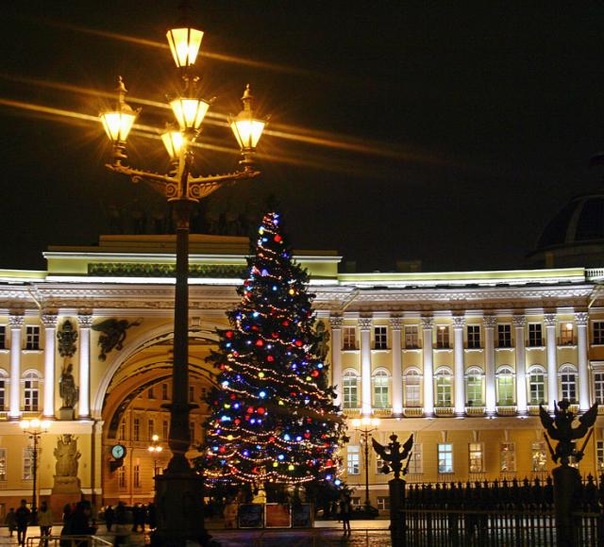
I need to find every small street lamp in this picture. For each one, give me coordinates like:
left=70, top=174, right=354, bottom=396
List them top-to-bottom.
left=98, top=5, right=266, bottom=545
left=351, top=416, right=381, bottom=512
left=19, top=418, right=51, bottom=517
left=148, top=434, right=163, bottom=477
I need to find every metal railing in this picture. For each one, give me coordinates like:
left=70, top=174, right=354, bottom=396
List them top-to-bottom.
left=25, top=536, right=113, bottom=547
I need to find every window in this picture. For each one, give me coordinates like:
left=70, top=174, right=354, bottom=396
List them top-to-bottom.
left=593, top=321, right=604, bottom=345
left=560, top=322, right=574, bottom=346
left=528, top=323, right=543, bottom=347
left=497, top=324, right=512, bottom=348
left=467, top=325, right=481, bottom=349
left=0, top=326, right=5, bottom=349
left=25, top=326, right=40, bottom=350
left=374, top=326, right=388, bottom=350
left=405, top=326, right=419, bottom=349
left=436, top=326, right=450, bottom=349
left=343, top=327, right=357, bottom=351
left=560, top=365, right=577, bottom=402
left=496, top=366, right=515, bottom=405
left=528, top=367, right=546, bottom=405
left=435, top=368, right=452, bottom=407
left=404, top=369, right=421, bottom=407
left=465, top=369, right=484, bottom=406
left=343, top=370, right=359, bottom=409
left=373, top=370, right=389, bottom=409
left=23, top=372, right=39, bottom=411
left=595, top=373, right=604, bottom=405
left=0, top=376, right=6, bottom=411
left=162, top=383, right=169, bottom=400
left=148, top=386, right=155, bottom=399
left=189, top=386, right=195, bottom=403
left=133, top=417, right=140, bottom=441
left=148, top=419, right=155, bottom=441
left=162, top=420, right=169, bottom=441
left=119, top=421, right=126, bottom=440
left=189, top=422, right=195, bottom=444
left=597, top=440, right=604, bottom=474
left=531, top=441, right=547, bottom=472
left=500, top=442, right=516, bottom=473
left=407, top=443, right=423, bottom=474
left=438, top=443, right=453, bottom=474
left=469, top=443, right=484, bottom=473
left=347, top=445, right=360, bottom=475
left=0, top=448, right=6, bottom=481
left=23, top=448, right=33, bottom=480
left=133, top=463, right=141, bottom=488
left=118, top=466, right=126, bottom=488
left=377, top=496, right=390, bottom=511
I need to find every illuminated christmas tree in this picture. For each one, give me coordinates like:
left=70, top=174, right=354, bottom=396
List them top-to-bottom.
left=202, top=212, right=346, bottom=491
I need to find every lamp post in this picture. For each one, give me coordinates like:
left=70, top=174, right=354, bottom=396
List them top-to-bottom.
left=99, top=8, right=266, bottom=547
left=351, top=417, right=380, bottom=512
left=20, top=418, right=51, bottom=518
left=148, top=434, right=163, bottom=478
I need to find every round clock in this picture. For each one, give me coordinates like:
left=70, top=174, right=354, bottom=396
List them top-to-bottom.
left=111, top=444, right=126, bottom=459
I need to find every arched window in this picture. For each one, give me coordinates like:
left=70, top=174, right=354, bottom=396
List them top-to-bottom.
left=559, top=364, right=577, bottom=403
left=528, top=365, right=547, bottom=405
left=496, top=366, right=515, bottom=406
left=434, top=367, right=453, bottom=407
left=465, top=367, right=484, bottom=406
left=404, top=368, right=422, bottom=407
left=372, top=369, right=390, bottom=409
left=23, top=370, right=41, bottom=412
left=342, top=370, right=359, bottom=410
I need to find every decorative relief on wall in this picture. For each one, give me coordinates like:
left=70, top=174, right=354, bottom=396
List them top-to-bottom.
left=89, top=262, right=247, bottom=278
left=92, top=318, right=142, bottom=361
left=57, top=319, right=78, bottom=358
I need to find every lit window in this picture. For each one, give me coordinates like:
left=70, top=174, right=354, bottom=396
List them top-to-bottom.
left=560, top=323, right=574, bottom=346
left=405, top=326, right=419, bottom=349
left=436, top=326, right=450, bottom=349
left=343, top=327, right=357, bottom=351
left=560, top=365, right=577, bottom=402
left=496, top=366, right=515, bottom=406
left=528, top=367, right=546, bottom=405
left=435, top=368, right=452, bottom=407
left=404, top=369, right=421, bottom=407
left=465, top=369, right=484, bottom=406
left=343, top=370, right=359, bottom=409
left=373, top=370, right=389, bottom=409
left=23, top=372, right=39, bottom=411
left=595, top=373, right=604, bottom=405
left=596, top=440, right=604, bottom=474
left=531, top=441, right=547, bottom=472
left=500, top=442, right=516, bottom=473
left=407, top=443, right=423, bottom=474
left=438, top=443, right=453, bottom=474
left=469, top=443, right=484, bottom=473
left=347, top=445, right=360, bottom=475
left=0, top=448, right=6, bottom=481
left=23, top=448, right=33, bottom=480
left=133, top=463, right=141, bottom=488
left=377, top=496, right=390, bottom=510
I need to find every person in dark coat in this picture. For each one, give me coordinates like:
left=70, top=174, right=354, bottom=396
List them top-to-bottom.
left=339, top=492, right=352, bottom=535
left=15, top=499, right=31, bottom=547
left=69, top=501, right=97, bottom=547
left=103, top=505, right=115, bottom=532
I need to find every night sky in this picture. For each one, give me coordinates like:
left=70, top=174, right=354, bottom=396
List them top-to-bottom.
left=2, top=2, right=604, bottom=273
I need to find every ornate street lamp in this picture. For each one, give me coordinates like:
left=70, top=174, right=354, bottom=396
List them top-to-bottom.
left=99, top=8, right=266, bottom=547
left=351, top=416, right=380, bottom=512
left=20, top=418, right=51, bottom=518
left=148, top=434, right=163, bottom=478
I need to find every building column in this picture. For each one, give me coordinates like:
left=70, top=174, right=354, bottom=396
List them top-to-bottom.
left=576, top=312, right=589, bottom=411
left=41, top=313, right=57, bottom=418
left=78, top=313, right=93, bottom=418
left=544, top=313, right=558, bottom=412
left=9, top=314, right=24, bottom=419
left=484, top=315, right=497, bottom=415
left=513, top=315, right=527, bottom=414
left=329, top=316, right=343, bottom=407
left=359, top=316, right=373, bottom=416
left=390, top=316, right=403, bottom=416
left=421, top=316, right=434, bottom=417
left=453, top=316, right=466, bottom=416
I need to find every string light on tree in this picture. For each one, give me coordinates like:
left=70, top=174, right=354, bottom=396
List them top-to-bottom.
left=200, top=212, right=347, bottom=489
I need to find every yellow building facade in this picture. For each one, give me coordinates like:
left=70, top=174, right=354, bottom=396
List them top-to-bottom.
left=0, top=234, right=603, bottom=515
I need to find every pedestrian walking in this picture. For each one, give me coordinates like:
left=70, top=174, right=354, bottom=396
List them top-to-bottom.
left=339, top=492, right=352, bottom=535
left=15, top=499, right=31, bottom=547
left=38, top=501, right=53, bottom=546
left=5, top=508, right=16, bottom=537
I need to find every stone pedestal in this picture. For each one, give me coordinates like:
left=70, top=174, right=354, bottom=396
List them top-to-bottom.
left=59, top=407, right=75, bottom=421
left=50, top=476, right=81, bottom=522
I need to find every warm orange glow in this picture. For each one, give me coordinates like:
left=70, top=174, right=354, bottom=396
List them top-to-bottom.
left=166, top=27, right=204, bottom=68
left=170, top=97, right=209, bottom=131
left=100, top=110, right=137, bottom=142
left=161, top=128, right=185, bottom=160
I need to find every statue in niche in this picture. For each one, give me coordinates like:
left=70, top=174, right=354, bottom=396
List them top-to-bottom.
left=92, top=318, right=142, bottom=361
left=57, top=320, right=78, bottom=358
left=59, top=363, right=79, bottom=409
left=54, top=434, right=81, bottom=477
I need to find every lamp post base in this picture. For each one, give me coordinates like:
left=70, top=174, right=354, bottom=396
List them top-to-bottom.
left=151, top=471, right=210, bottom=547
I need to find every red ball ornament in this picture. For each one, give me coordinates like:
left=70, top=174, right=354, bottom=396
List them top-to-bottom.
left=274, top=235, right=282, bottom=242
left=282, top=320, right=290, bottom=327
left=225, top=331, right=234, bottom=338
left=255, top=339, right=264, bottom=347
left=295, top=340, right=303, bottom=347
left=267, top=355, right=274, bottom=362
left=311, top=370, right=319, bottom=377
left=247, top=406, right=254, bottom=414
left=257, top=407, right=265, bottom=415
